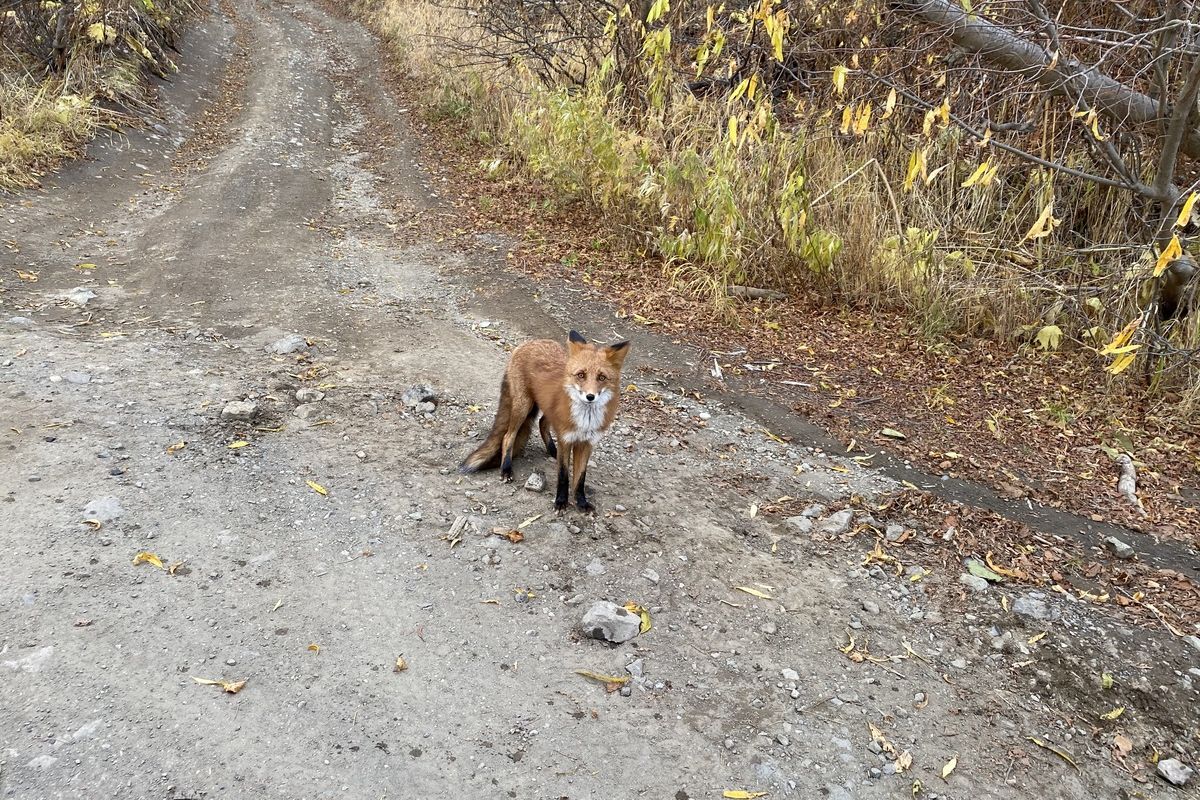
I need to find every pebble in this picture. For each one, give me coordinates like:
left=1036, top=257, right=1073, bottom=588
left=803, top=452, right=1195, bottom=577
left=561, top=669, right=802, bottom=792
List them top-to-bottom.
left=62, top=287, right=96, bottom=307
left=268, top=334, right=309, bottom=355
left=64, top=371, right=91, bottom=385
left=401, top=384, right=437, bottom=408
left=295, top=387, right=325, bottom=403
left=221, top=400, right=258, bottom=421
left=415, top=401, right=437, bottom=415
left=294, top=404, right=322, bottom=421
left=697, top=412, right=711, bottom=421
left=524, top=471, right=546, bottom=492
left=614, top=504, right=627, bottom=512
left=800, top=504, right=826, bottom=518
left=817, top=509, right=854, bottom=535
left=785, top=516, right=813, bottom=534
left=884, top=523, right=905, bottom=542
left=1103, top=536, right=1135, bottom=560
left=584, top=558, right=605, bottom=576
left=641, top=568, right=659, bottom=584
left=958, top=573, right=990, bottom=593
left=1012, top=595, right=1060, bottom=622
left=861, top=600, right=880, bottom=614
left=580, top=601, right=641, bottom=643
left=760, top=621, right=778, bottom=636
left=225, top=658, right=236, bottom=666
left=950, top=658, right=968, bottom=670
left=625, top=659, right=644, bottom=679
left=781, top=668, right=800, bottom=682
left=619, top=685, right=632, bottom=697
left=913, top=692, right=927, bottom=707
left=776, top=734, right=790, bottom=747
left=724, top=738, right=735, bottom=750
left=1157, top=758, right=1193, bottom=786
left=869, top=767, right=882, bottom=779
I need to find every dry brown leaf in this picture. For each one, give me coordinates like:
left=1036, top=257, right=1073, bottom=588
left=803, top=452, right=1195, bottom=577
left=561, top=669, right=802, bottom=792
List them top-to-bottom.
left=166, top=441, right=186, bottom=454
left=82, top=518, right=103, bottom=530
left=492, top=527, right=524, bottom=543
left=167, top=561, right=184, bottom=575
left=394, top=655, right=408, bottom=672
left=192, top=676, right=246, bottom=694
left=868, top=722, right=898, bottom=757
left=1112, top=734, right=1133, bottom=757
left=896, top=750, right=913, bottom=772
left=941, top=755, right=957, bottom=780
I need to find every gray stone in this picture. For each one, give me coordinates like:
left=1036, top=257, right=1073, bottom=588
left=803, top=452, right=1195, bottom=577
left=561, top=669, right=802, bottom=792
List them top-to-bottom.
left=62, top=287, right=96, bottom=307
left=6, top=316, right=33, bottom=326
left=268, top=334, right=309, bottom=355
left=64, top=371, right=91, bottom=385
left=401, top=384, right=437, bottom=408
left=295, top=387, right=325, bottom=403
left=221, top=400, right=258, bottom=421
left=414, top=401, right=436, bottom=415
left=294, top=404, right=322, bottom=421
left=524, top=471, right=546, bottom=492
left=83, top=495, right=124, bottom=523
left=800, top=503, right=826, bottom=518
left=817, top=509, right=854, bottom=535
left=785, top=515, right=814, bottom=534
left=884, top=523, right=905, bottom=542
left=1103, top=536, right=1135, bottom=560
left=584, top=558, right=605, bottom=576
left=641, top=568, right=659, bottom=584
left=958, top=573, right=990, bottom=593
left=1012, top=595, right=1060, bottom=622
left=861, top=600, right=880, bottom=614
left=580, top=601, right=641, bottom=643
left=760, top=621, right=778, bottom=636
left=1186, top=635, right=1200, bottom=654
left=2, top=645, right=54, bottom=673
left=950, top=657, right=968, bottom=670
left=625, top=658, right=644, bottom=678
left=781, top=668, right=800, bottom=682
left=619, top=684, right=632, bottom=697
left=776, top=734, right=790, bottom=747
left=1157, top=758, right=1193, bottom=786
left=869, top=767, right=882, bottom=779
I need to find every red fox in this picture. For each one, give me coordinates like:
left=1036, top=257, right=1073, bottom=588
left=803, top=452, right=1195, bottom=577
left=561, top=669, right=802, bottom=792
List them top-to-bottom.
left=460, top=330, right=631, bottom=512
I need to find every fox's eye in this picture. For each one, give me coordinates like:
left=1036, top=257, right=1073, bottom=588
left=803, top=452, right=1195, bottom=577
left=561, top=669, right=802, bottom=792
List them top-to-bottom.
left=576, top=371, right=586, bottom=380
left=597, top=373, right=608, bottom=382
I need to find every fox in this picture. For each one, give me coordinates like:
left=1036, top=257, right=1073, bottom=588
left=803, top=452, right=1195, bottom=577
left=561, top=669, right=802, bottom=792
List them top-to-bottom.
left=459, top=330, right=631, bottom=513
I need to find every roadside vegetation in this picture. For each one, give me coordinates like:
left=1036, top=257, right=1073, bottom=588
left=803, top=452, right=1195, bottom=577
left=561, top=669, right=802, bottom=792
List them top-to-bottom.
left=0, top=0, right=189, bottom=189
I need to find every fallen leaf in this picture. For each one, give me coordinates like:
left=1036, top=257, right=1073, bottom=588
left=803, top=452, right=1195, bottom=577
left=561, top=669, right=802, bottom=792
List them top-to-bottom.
left=76, top=262, right=98, bottom=270
left=15, top=269, right=38, bottom=282
left=880, top=427, right=907, bottom=440
left=227, top=440, right=250, bottom=449
left=166, top=441, right=186, bottom=454
left=306, top=480, right=328, bottom=496
left=82, top=518, right=103, bottom=530
left=492, top=527, right=524, bottom=543
left=131, top=551, right=164, bottom=569
left=985, top=552, right=1027, bottom=580
left=966, top=559, right=1005, bottom=583
left=167, top=561, right=184, bottom=575
left=735, top=586, right=773, bottom=600
left=480, top=599, right=500, bottom=605
left=624, top=601, right=652, bottom=634
left=74, top=619, right=93, bottom=627
left=1027, top=632, right=1047, bottom=644
left=307, top=643, right=321, bottom=654
left=394, top=655, right=408, bottom=672
left=574, top=669, right=629, bottom=692
left=1102, top=672, right=1113, bottom=689
left=192, top=677, right=247, bottom=693
left=1100, top=706, right=1125, bottom=721
left=869, top=722, right=898, bottom=756
left=1113, top=734, right=1133, bottom=756
left=1027, top=737, right=1080, bottom=772
left=896, top=750, right=913, bottom=772
left=941, top=755, right=957, bottom=780
left=911, top=779, right=923, bottom=796
left=722, top=792, right=768, bottom=799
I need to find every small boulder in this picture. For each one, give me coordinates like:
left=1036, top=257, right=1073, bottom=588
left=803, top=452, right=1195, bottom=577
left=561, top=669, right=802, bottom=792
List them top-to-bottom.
left=268, top=334, right=310, bottom=355
left=401, top=384, right=437, bottom=408
left=295, top=387, right=325, bottom=404
left=221, top=400, right=258, bottom=421
left=294, top=404, right=322, bottom=421
left=524, top=471, right=546, bottom=492
left=82, top=496, right=124, bottom=524
left=817, top=509, right=854, bottom=535
left=785, top=516, right=813, bottom=534
left=1103, top=536, right=1135, bottom=560
left=958, top=573, right=990, bottom=593
left=1012, top=595, right=1060, bottom=622
left=580, top=601, right=641, bottom=644
left=1157, top=758, right=1193, bottom=786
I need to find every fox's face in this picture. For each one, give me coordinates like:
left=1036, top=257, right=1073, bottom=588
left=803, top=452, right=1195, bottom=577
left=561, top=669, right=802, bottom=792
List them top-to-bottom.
left=564, top=330, right=630, bottom=413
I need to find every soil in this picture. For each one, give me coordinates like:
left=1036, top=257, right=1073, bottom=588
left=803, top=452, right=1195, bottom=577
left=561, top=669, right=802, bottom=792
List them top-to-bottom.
left=1, top=1, right=1198, bottom=799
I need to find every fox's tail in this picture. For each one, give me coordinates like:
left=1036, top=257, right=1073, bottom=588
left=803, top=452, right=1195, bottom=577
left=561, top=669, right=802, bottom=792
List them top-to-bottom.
left=459, top=374, right=511, bottom=473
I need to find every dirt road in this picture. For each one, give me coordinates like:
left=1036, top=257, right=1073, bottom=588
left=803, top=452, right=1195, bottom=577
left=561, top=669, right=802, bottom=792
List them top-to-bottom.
left=2, top=2, right=1198, bottom=798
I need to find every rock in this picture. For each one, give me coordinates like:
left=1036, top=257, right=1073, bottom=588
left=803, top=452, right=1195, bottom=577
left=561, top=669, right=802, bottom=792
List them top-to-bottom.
left=62, top=287, right=97, bottom=307
left=7, top=316, right=33, bottom=326
left=268, top=334, right=309, bottom=355
left=64, top=371, right=91, bottom=385
left=401, top=384, right=437, bottom=408
left=295, top=387, right=325, bottom=403
left=221, top=400, right=258, bottom=421
left=415, top=401, right=436, bottom=415
left=294, top=404, right=322, bottom=421
left=524, top=471, right=546, bottom=492
left=83, top=496, right=124, bottom=523
left=800, top=503, right=826, bottom=518
left=613, top=504, right=627, bottom=512
left=817, top=509, right=854, bottom=535
left=785, top=516, right=814, bottom=534
left=884, top=523, right=905, bottom=542
left=1103, top=536, right=1135, bottom=560
left=584, top=558, right=605, bottom=577
left=641, top=568, right=660, bottom=584
left=958, top=573, right=990, bottom=593
left=563, top=594, right=585, bottom=606
left=1012, top=595, right=1060, bottom=622
left=861, top=600, right=881, bottom=614
left=580, top=601, right=641, bottom=643
left=760, top=621, right=778, bottom=636
left=1186, top=635, right=1200, bottom=655
left=2, top=645, right=54, bottom=673
left=950, top=657, right=968, bottom=670
left=625, top=658, right=644, bottom=678
left=781, top=668, right=800, bottom=682
left=619, top=685, right=632, bottom=697
left=776, top=734, right=790, bottom=747
left=724, top=738, right=735, bottom=750
left=867, top=740, right=883, bottom=755
left=26, top=755, right=59, bottom=770
left=1157, top=758, right=1193, bottom=786
left=869, top=767, right=882, bottom=779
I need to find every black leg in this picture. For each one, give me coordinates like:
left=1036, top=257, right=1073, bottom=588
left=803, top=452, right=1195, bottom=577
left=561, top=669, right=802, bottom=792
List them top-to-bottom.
left=546, top=435, right=557, bottom=458
left=500, top=449, right=513, bottom=482
left=554, top=462, right=570, bottom=512
left=574, top=469, right=593, bottom=513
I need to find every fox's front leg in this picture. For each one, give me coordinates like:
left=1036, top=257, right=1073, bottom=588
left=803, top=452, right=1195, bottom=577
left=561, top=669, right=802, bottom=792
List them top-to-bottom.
left=554, top=439, right=571, bottom=513
left=570, top=442, right=594, bottom=514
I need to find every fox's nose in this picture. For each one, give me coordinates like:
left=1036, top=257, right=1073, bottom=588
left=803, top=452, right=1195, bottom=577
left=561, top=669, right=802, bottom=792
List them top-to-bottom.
left=585, top=393, right=596, bottom=402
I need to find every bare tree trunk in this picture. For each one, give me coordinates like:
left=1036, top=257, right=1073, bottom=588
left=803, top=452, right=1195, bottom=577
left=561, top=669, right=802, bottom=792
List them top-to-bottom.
left=50, top=0, right=76, bottom=73
left=895, top=0, right=1200, bottom=164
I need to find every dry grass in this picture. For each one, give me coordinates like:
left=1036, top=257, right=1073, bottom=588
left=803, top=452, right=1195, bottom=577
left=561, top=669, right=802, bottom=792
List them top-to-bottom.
left=0, top=81, right=105, bottom=190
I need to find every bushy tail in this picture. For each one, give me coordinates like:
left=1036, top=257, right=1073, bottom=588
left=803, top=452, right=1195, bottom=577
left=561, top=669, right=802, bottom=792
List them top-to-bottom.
left=459, top=374, right=511, bottom=473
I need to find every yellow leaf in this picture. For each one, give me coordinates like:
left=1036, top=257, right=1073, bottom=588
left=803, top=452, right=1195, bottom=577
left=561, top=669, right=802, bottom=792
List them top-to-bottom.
left=831, top=65, right=848, bottom=94
left=880, top=88, right=897, bottom=120
left=937, top=96, right=950, bottom=125
left=852, top=102, right=872, bottom=136
left=840, top=105, right=853, bottom=135
left=921, top=109, right=936, bottom=137
left=1088, top=112, right=1106, bottom=142
left=727, top=116, right=739, bottom=145
left=904, top=148, right=927, bottom=192
left=961, top=161, right=990, bottom=188
left=1175, top=192, right=1198, bottom=227
left=1023, top=200, right=1059, bottom=241
left=1153, top=234, right=1183, bottom=277
left=76, top=262, right=98, bottom=270
left=16, top=269, right=39, bottom=282
left=1100, top=318, right=1140, bottom=354
left=1105, top=352, right=1137, bottom=375
left=227, top=440, right=250, bottom=449
left=166, top=441, right=186, bottom=454
left=306, top=480, right=328, bottom=496
left=82, top=518, right=103, bottom=530
left=132, top=551, right=164, bottom=569
left=985, top=552, right=1027, bottom=580
left=168, top=560, right=184, bottom=575
left=735, top=586, right=773, bottom=600
left=624, top=601, right=653, bottom=633
left=1027, top=631, right=1047, bottom=644
left=307, top=643, right=321, bottom=654
left=394, top=655, right=408, bottom=672
left=574, top=669, right=629, bottom=685
left=1102, top=672, right=1113, bottom=689
left=192, top=677, right=246, bottom=693
left=1100, top=706, right=1125, bottom=721
left=1027, top=737, right=1080, bottom=772
left=896, top=750, right=913, bottom=772
left=941, top=755, right=957, bottom=780
left=912, top=779, right=923, bottom=796
left=723, top=793, right=768, bottom=799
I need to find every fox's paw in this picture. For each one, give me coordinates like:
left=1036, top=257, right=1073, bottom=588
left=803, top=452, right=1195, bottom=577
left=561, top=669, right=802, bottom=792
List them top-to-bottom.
left=500, top=471, right=514, bottom=484
left=554, top=500, right=569, bottom=515
left=577, top=500, right=595, bottom=515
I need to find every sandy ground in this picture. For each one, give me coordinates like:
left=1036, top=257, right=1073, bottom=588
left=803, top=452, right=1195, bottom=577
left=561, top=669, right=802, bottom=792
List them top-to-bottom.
left=2, top=1, right=1198, bottom=799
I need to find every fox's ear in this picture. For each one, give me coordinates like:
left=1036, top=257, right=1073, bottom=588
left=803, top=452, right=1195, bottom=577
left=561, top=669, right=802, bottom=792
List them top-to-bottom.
left=567, top=329, right=587, bottom=355
left=568, top=330, right=588, bottom=345
left=605, top=340, right=631, bottom=368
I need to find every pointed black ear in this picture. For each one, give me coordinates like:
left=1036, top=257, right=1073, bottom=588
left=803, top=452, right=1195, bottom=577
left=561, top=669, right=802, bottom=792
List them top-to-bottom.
left=568, top=330, right=587, bottom=345
left=608, top=340, right=630, bottom=352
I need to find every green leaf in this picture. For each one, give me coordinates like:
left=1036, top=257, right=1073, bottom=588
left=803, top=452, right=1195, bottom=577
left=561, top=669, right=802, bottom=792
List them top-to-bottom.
left=1034, top=325, right=1062, bottom=351
left=966, top=558, right=1005, bottom=583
